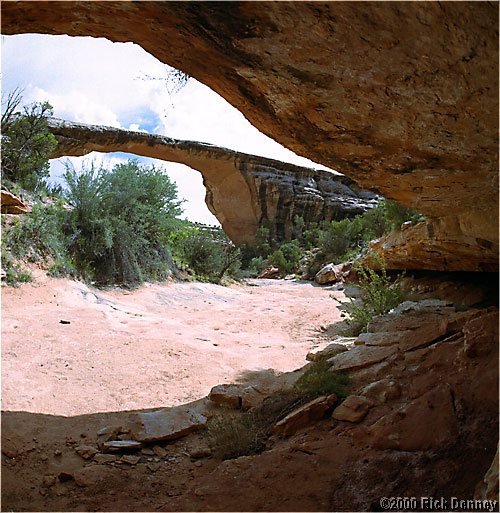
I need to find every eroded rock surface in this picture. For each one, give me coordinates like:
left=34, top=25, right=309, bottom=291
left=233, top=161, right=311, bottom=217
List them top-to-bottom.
left=2, top=2, right=497, bottom=270
left=46, top=118, right=376, bottom=244
left=1, top=190, right=29, bottom=214
left=364, top=221, right=498, bottom=272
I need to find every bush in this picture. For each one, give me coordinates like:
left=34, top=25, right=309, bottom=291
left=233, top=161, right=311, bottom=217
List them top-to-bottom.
left=1, top=90, right=57, bottom=191
left=63, top=159, right=181, bottom=286
left=384, top=199, right=424, bottom=230
left=1, top=201, right=74, bottom=279
left=173, top=225, right=241, bottom=283
left=268, top=240, right=303, bottom=274
left=248, top=256, right=267, bottom=275
left=343, top=262, right=404, bottom=335
left=294, top=360, right=350, bottom=399
left=207, top=391, right=305, bottom=460
left=207, top=411, right=267, bottom=460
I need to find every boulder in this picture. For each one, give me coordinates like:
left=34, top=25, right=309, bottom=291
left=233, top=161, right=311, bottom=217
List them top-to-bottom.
left=314, top=263, right=345, bottom=285
left=258, top=266, right=281, bottom=279
left=359, top=318, right=448, bottom=352
left=355, top=332, right=404, bottom=347
left=306, top=342, right=349, bottom=362
left=208, top=383, right=266, bottom=410
left=273, top=394, right=337, bottom=436
left=332, top=395, right=373, bottom=422
left=131, top=407, right=207, bottom=443
left=152, top=445, right=167, bottom=458
left=188, top=445, right=212, bottom=459
left=93, top=453, right=118, bottom=464
left=120, top=455, right=141, bottom=465
left=41, top=475, right=57, bottom=488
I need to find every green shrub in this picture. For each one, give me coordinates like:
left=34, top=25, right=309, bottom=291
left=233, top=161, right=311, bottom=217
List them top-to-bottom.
left=1, top=90, right=57, bottom=191
left=63, top=159, right=181, bottom=286
left=384, top=199, right=424, bottom=230
left=1, top=201, right=73, bottom=278
left=173, top=225, right=241, bottom=283
left=268, top=240, right=303, bottom=274
left=248, top=256, right=267, bottom=275
left=2, top=261, right=33, bottom=286
left=343, top=262, right=404, bottom=335
left=294, top=360, right=350, bottom=399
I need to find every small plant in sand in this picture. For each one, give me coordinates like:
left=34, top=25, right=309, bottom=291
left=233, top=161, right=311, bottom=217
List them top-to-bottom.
left=207, top=391, right=306, bottom=460
left=207, top=410, right=268, bottom=460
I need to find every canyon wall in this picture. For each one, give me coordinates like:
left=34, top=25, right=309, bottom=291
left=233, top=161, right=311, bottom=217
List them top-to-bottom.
left=2, top=2, right=498, bottom=270
left=47, top=118, right=376, bottom=244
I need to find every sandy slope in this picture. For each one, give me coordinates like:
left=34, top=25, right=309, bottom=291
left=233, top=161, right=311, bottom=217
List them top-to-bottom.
left=2, top=273, right=344, bottom=416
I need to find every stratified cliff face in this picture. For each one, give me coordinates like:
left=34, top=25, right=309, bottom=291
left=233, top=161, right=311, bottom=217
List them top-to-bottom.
left=2, top=2, right=497, bottom=270
left=47, top=118, right=376, bottom=244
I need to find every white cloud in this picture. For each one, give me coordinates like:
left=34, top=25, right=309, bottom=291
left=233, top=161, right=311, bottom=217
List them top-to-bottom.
left=2, top=33, right=336, bottom=224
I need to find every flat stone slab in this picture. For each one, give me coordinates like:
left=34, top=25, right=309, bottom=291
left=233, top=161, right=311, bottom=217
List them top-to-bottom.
left=356, top=332, right=404, bottom=347
left=328, top=345, right=397, bottom=372
left=273, top=394, right=337, bottom=436
left=131, top=407, right=207, bottom=443
left=102, top=440, right=143, bottom=451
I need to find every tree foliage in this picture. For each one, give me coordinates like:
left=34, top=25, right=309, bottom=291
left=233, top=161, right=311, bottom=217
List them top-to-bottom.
left=1, top=89, right=57, bottom=190
left=63, top=160, right=182, bottom=285
left=238, top=200, right=425, bottom=277
left=172, top=224, right=241, bottom=283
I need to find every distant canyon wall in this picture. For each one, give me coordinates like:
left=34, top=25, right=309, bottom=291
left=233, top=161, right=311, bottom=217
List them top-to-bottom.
left=3, top=2, right=497, bottom=270
left=47, top=118, right=376, bottom=244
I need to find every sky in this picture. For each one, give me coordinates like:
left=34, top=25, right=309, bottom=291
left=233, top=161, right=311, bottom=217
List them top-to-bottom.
left=1, top=34, right=334, bottom=225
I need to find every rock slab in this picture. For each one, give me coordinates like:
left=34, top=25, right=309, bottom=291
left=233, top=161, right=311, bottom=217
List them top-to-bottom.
left=328, top=345, right=397, bottom=372
left=273, top=394, right=337, bottom=436
left=131, top=407, right=207, bottom=443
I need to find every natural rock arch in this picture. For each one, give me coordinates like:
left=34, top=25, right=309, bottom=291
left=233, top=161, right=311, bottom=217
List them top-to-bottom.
left=2, top=1, right=498, bottom=270
left=47, top=118, right=376, bottom=245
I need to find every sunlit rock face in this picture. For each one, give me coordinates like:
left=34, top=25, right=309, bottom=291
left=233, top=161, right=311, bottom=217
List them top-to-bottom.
left=2, top=2, right=498, bottom=270
left=47, top=118, right=376, bottom=244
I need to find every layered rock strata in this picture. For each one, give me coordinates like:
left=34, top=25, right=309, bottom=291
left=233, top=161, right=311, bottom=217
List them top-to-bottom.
left=1, top=2, right=497, bottom=270
left=47, top=118, right=376, bottom=244
left=1, top=190, right=30, bottom=214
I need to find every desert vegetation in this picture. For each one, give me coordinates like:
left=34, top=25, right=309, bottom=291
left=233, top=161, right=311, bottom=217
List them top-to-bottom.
left=1, top=93, right=421, bottom=299
left=240, top=200, right=424, bottom=279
